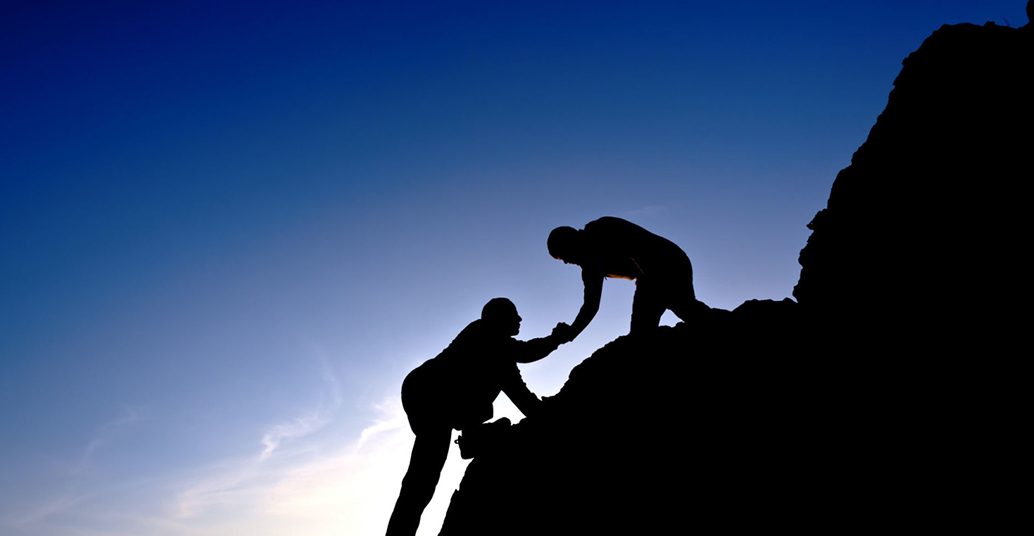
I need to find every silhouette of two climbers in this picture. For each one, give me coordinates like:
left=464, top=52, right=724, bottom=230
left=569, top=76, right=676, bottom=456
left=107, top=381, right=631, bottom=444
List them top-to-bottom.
left=549, top=216, right=707, bottom=340
left=387, top=217, right=703, bottom=535
left=386, top=298, right=567, bottom=536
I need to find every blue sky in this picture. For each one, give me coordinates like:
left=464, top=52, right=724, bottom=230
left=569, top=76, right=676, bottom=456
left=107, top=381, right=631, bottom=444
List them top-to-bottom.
left=1, top=2, right=1026, bottom=535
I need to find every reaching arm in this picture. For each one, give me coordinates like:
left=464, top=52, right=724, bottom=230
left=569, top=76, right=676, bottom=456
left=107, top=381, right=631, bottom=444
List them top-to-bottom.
left=566, top=263, right=603, bottom=341
left=512, top=331, right=564, bottom=364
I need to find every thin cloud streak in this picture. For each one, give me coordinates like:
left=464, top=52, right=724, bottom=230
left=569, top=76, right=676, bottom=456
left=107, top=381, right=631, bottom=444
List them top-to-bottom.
left=318, top=350, right=344, bottom=408
left=260, top=353, right=345, bottom=461
left=3, top=376, right=471, bottom=535
left=170, top=394, right=416, bottom=533
left=355, top=396, right=407, bottom=453
left=74, top=406, right=149, bottom=476
left=260, top=411, right=328, bottom=461
left=5, top=493, right=83, bottom=526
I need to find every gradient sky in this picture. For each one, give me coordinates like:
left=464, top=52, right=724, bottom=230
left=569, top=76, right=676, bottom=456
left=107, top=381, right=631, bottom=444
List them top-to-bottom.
left=1, top=2, right=1027, bottom=535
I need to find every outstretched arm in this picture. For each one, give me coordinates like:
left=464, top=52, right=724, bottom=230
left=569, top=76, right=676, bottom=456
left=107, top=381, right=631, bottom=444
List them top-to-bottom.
left=565, top=263, right=603, bottom=341
left=513, top=328, right=566, bottom=364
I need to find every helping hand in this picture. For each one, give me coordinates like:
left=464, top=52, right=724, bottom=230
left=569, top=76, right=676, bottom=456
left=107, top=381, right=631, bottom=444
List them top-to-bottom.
left=551, top=322, right=575, bottom=343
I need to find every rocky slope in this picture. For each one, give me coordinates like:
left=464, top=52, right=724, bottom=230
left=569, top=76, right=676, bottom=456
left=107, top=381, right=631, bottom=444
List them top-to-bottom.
left=439, top=9, right=1031, bottom=534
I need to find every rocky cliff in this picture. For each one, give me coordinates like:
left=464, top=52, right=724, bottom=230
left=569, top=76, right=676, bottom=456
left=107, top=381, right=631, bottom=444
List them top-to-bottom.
left=439, top=11, right=1031, bottom=534
left=794, top=13, right=1032, bottom=348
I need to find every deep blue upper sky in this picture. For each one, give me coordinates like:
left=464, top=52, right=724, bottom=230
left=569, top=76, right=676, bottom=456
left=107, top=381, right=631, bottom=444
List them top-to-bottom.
left=1, top=2, right=1027, bottom=535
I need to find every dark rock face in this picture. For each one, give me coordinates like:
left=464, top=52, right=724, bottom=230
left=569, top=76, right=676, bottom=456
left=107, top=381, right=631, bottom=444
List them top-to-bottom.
left=438, top=17, right=1031, bottom=535
left=794, top=19, right=1032, bottom=346
left=441, top=301, right=836, bottom=535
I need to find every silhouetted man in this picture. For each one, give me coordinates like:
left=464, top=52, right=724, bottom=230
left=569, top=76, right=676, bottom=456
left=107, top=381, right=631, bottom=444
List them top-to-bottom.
left=548, top=216, right=706, bottom=339
left=386, top=298, right=566, bottom=536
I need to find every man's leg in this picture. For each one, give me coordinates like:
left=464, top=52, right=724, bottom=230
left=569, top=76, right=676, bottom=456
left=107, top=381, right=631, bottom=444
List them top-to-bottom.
left=630, top=278, right=666, bottom=334
left=668, top=281, right=708, bottom=323
left=386, top=425, right=451, bottom=536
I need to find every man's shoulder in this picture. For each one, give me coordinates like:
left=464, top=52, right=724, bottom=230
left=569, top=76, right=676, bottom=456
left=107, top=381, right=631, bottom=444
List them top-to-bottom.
left=584, top=217, right=654, bottom=247
left=456, top=319, right=485, bottom=337
left=438, top=320, right=486, bottom=356
left=453, top=320, right=520, bottom=350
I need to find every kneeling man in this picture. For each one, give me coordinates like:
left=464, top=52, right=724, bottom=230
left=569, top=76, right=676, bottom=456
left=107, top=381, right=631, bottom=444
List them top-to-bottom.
left=548, top=216, right=707, bottom=339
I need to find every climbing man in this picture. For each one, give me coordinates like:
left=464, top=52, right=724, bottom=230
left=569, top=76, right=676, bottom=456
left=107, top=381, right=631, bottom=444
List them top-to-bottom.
left=548, top=216, right=707, bottom=340
left=386, top=298, right=567, bottom=536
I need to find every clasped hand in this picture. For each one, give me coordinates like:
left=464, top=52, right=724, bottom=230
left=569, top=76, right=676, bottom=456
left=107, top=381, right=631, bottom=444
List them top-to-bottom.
left=550, top=322, right=575, bottom=343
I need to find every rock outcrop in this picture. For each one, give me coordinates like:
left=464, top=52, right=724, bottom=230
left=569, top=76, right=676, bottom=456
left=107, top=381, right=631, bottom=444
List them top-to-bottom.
left=439, top=10, right=1031, bottom=534
left=794, top=15, right=1032, bottom=349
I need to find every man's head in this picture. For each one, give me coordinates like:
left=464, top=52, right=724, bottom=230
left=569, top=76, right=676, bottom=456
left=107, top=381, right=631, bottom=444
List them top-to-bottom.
left=547, top=226, right=582, bottom=265
left=481, top=297, right=521, bottom=336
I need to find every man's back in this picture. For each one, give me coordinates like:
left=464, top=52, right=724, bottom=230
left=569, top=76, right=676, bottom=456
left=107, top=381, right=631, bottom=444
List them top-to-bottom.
left=582, top=217, right=691, bottom=280
left=406, top=318, right=547, bottom=430
left=407, top=320, right=512, bottom=428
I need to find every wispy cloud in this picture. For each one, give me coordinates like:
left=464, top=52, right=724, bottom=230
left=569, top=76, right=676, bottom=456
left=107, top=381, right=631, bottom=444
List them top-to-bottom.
left=319, top=353, right=344, bottom=408
left=258, top=354, right=344, bottom=461
left=2, top=358, right=456, bottom=536
left=170, top=361, right=404, bottom=526
left=2, top=390, right=459, bottom=536
left=168, top=394, right=424, bottom=535
left=251, top=395, right=464, bottom=536
left=355, top=397, right=408, bottom=453
left=75, top=406, right=149, bottom=475
left=1, top=408, right=147, bottom=531
left=259, top=410, right=328, bottom=460
left=173, top=457, right=264, bottom=519
left=5, top=493, right=83, bottom=526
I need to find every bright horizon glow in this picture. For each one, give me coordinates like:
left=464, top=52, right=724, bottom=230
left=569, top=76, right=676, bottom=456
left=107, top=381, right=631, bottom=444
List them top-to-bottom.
left=1, top=2, right=1027, bottom=535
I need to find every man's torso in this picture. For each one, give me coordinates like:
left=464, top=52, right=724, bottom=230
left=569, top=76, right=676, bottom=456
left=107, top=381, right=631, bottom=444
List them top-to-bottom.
left=583, top=217, right=691, bottom=281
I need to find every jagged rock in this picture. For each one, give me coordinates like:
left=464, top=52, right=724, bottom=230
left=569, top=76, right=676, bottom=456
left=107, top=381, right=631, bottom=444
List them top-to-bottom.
left=439, top=13, right=1031, bottom=535
left=794, top=17, right=1032, bottom=349
left=440, top=300, right=869, bottom=534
